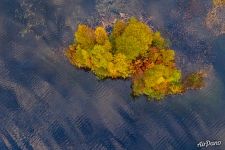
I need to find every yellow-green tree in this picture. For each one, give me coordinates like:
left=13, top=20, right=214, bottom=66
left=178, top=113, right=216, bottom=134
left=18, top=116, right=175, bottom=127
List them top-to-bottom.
left=115, top=18, right=153, bottom=60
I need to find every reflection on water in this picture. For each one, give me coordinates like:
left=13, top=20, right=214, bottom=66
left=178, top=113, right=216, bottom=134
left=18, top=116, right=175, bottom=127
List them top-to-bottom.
left=0, top=0, right=225, bottom=149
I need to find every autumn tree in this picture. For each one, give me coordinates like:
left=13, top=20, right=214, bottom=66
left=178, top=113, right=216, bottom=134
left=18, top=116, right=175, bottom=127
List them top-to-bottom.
left=66, top=17, right=204, bottom=100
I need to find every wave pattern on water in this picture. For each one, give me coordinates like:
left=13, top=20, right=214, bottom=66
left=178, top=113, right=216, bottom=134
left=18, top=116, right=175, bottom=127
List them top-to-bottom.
left=0, top=0, right=225, bottom=150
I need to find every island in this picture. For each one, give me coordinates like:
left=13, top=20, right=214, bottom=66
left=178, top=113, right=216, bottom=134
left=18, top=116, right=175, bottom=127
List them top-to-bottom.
left=66, top=17, right=204, bottom=100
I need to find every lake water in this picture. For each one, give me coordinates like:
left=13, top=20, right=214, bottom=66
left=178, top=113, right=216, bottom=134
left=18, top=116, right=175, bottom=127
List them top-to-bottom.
left=0, top=0, right=225, bottom=149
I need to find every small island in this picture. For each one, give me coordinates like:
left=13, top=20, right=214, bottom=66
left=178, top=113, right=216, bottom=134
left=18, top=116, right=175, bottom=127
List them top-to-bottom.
left=66, top=17, right=204, bottom=100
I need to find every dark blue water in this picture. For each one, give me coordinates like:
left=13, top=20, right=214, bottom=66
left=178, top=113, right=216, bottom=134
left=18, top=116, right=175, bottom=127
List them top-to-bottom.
left=0, top=0, right=225, bottom=149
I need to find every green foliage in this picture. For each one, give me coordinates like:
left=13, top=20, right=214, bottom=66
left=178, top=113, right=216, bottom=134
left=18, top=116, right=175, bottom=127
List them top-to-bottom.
left=66, top=17, right=204, bottom=100
left=115, top=18, right=153, bottom=59
left=115, top=35, right=143, bottom=60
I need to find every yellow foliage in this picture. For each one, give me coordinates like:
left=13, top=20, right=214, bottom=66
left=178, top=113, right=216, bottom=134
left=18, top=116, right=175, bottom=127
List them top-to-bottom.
left=66, top=17, right=203, bottom=100
left=112, top=20, right=127, bottom=38
left=75, top=25, right=96, bottom=50
left=95, top=27, right=108, bottom=45
left=152, top=32, right=167, bottom=49
left=102, top=40, right=112, bottom=51
left=74, top=46, right=92, bottom=68
left=105, top=53, right=131, bottom=78
left=113, top=53, right=132, bottom=78
left=169, top=83, right=183, bottom=94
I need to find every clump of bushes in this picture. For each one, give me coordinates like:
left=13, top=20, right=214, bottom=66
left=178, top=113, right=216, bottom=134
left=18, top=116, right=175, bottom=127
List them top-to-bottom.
left=66, top=17, right=204, bottom=100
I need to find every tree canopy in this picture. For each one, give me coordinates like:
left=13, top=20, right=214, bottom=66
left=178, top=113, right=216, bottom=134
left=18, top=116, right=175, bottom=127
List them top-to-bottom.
left=66, top=17, right=204, bottom=100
